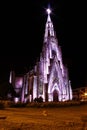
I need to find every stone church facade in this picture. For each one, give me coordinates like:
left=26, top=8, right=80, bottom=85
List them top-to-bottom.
left=9, top=10, right=72, bottom=103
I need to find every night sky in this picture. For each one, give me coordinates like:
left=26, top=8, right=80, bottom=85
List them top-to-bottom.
left=0, top=1, right=87, bottom=89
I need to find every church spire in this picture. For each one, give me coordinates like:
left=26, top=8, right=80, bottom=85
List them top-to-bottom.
left=44, top=7, right=55, bottom=42
left=46, top=8, right=51, bottom=22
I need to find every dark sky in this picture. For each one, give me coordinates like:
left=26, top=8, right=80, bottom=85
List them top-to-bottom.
left=0, top=0, right=87, bottom=89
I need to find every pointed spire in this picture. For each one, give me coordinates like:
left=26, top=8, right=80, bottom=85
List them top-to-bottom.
left=44, top=7, right=55, bottom=42
left=46, top=8, right=51, bottom=22
left=47, top=14, right=51, bottom=22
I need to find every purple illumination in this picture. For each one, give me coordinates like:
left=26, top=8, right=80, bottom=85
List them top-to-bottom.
left=10, top=7, right=72, bottom=103
left=15, top=77, right=23, bottom=88
left=14, top=97, right=19, bottom=103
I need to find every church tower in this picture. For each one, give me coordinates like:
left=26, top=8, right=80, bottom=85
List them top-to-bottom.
left=36, top=8, right=72, bottom=102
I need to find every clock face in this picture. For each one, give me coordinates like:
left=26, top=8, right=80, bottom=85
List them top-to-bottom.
left=51, top=37, right=56, bottom=43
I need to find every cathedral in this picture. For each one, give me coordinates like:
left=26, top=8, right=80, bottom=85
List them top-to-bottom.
left=9, top=8, right=72, bottom=103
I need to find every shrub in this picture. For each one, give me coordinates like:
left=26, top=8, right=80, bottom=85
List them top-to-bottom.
left=34, top=96, right=43, bottom=103
left=8, top=101, right=27, bottom=108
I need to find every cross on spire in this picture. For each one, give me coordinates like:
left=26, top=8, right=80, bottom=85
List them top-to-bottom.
left=44, top=6, right=55, bottom=42
left=46, top=8, right=51, bottom=15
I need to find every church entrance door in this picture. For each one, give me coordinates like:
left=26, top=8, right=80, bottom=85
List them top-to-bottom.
left=53, top=89, right=58, bottom=102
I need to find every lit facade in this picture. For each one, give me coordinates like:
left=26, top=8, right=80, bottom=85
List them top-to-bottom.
left=9, top=11, right=72, bottom=102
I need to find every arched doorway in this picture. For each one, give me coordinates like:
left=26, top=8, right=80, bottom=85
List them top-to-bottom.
left=53, top=89, right=58, bottom=102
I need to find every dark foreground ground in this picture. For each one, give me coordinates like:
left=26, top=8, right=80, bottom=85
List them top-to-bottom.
left=0, top=104, right=87, bottom=130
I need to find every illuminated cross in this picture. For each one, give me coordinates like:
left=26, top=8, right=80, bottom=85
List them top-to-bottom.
left=46, top=8, right=51, bottom=15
